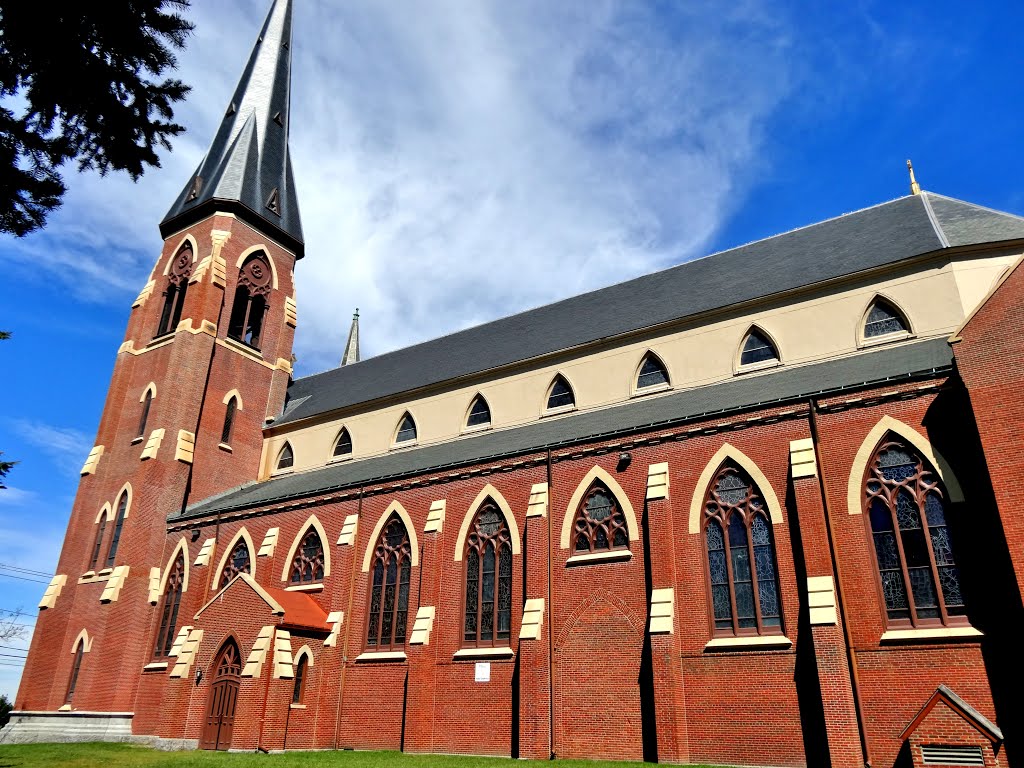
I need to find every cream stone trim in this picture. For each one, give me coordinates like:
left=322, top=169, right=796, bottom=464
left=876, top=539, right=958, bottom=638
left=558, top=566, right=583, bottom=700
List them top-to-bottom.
left=208, top=229, right=232, bottom=288
left=164, top=234, right=200, bottom=275
left=235, top=244, right=280, bottom=290
left=949, top=255, right=1024, bottom=342
left=132, top=280, right=156, bottom=309
left=856, top=293, right=915, bottom=348
left=284, top=296, right=298, bottom=327
left=734, top=323, right=783, bottom=374
left=217, top=337, right=275, bottom=369
left=118, top=340, right=136, bottom=355
left=631, top=349, right=673, bottom=397
left=276, top=357, right=293, bottom=375
left=542, top=372, right=578, bottom=416
left=139, top=383, right=158, bottom=403
left=222, top=389, right=244, bottom=409
left=846, top=416, right=964, bottom=516
left=140, top=428, right=165, bottom=460
left=174, top=430, right=195, bottom=463
left=790, top=438, right=817, bottom=480
left=274, top=441, right=295, bottom=473
left=688, top=444, right=784, bottom=534
left=81, top=445, right=104, bottom=476
left=646, top=462, right=670, bottom=500
left=559, top=466, right=640, bottom=549
left=112, top=482, right=133, bottom=519
left=526, top=483, right=548, bottom=518
left=454, top=484, right=522, bottom=561
left=424, top=500, right=446, bottom=534
left=94, top=502, right=112, bottom=524
left=361, top=502, right=419, bottom=572
left=337, top=514, right=358, bottom=546
left=280, top=515, right=332, bottom=580
left=258, top=527, right=279, bottom=557
left=210, top=528, right=257, bottom=590
left=160, top=537, right=190, bottom=593
left=194, top=538, right=215, bottom=567
left=566, top=550, right=632, bottom=566
left=99, top=565, right=129, bottom=603
left=147, top=567, right=162, bottom=604
left=196, top=573, right=284, bottom=619
left=38, top=574, right=67, bottom=610
left=807, top=575, right=838, bottom=626
left=285, top=583, right=323, bottom=593
left=649, top=587, right=675, bottom=634
left=519, top=598, right=545, bottom=640
left=409, top=606, right=436, bottom=645
left=324, top=611, right=344, bottom=647
left=167, top=625, right=193, bottom=658
left=243, top=626, right=274, bottom=678
left=880, top=626, right=983, bottom=643
left=169, top=628, right=203, bottom=678
left=70, top=629, right=93, bottom=654
left=273, top=629, right=294, bottom=679
left=704, top=634, right=792, bottom=651
left=293, top=644, right=314, bottom=669
left=453, top=647, right=514, bottom=659
left=354, top=651, right=407, bottom=662
left=143, top=661, right=169, bottom=671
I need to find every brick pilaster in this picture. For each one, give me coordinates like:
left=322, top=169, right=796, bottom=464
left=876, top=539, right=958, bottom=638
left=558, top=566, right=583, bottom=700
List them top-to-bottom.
left=516, top=498, right=552, bottom=760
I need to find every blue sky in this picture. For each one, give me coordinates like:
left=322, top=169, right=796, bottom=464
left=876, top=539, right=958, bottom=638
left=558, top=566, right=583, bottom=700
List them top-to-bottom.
left=1, top=0, right=1022, bottom=699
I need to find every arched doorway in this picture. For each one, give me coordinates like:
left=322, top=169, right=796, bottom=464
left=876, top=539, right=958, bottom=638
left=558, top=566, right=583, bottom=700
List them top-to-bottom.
left=200, top=638, right=241, bottom=750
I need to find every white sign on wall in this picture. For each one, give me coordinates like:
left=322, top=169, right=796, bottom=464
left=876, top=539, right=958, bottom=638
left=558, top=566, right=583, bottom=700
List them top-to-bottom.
left=475, top=662, right=490, bottom=682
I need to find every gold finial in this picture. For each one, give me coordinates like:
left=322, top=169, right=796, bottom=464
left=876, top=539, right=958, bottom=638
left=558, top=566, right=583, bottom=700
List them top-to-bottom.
left=907, top=159, right=921, bottom=195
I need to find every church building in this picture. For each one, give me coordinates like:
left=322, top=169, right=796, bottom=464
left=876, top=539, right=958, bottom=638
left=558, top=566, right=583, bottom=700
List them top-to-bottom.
left=5, top=1, right=1024, bottom=766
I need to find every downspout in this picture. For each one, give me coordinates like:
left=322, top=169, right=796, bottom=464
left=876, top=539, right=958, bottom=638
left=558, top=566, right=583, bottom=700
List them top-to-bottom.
left=808, top=399, right=871, bottom=768
left=546, top=449, right=555, bottom=760
left=333, top=486, right=364, bottom=749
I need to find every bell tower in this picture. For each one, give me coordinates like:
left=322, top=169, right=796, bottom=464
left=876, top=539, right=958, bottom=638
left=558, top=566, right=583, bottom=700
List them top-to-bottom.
left=11, top=0, right=303, bottom=734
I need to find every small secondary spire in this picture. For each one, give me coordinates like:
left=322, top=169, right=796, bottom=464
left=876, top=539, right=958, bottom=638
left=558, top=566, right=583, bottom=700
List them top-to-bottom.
left=907, top=159, right=921, bottom=196
left=341, top=309, right=360, bottom=366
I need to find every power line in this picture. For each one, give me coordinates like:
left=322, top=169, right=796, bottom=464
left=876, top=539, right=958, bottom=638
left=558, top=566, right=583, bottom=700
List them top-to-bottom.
left=0, top=563, right=53, bottom=579
left=0, top=572, right=49, bottom=585
left=0, top=608, right=35, bottom=618
left=0, top=646, right=27, bottom=654
left=0, top=653, right=26, bottom=660
left=0, top=661, right=24, bottom=668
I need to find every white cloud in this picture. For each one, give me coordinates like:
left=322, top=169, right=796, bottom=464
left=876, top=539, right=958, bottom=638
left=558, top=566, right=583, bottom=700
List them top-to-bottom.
left=2, top=0, right=795, bottom=377
left=9, top=421, right=92, bottom=477
left=0, top=487, right=35, bottom=506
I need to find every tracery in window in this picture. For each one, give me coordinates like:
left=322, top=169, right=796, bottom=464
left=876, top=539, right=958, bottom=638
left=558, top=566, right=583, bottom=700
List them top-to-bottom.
left=156, top=244, right=193, bottom=337
left=227, top=253, right=272, bottom=349
left=864, top=299, right=909, bottom=339
left=739, top=328, right=779, bottom=367
left=636, top=353, right=669, bottom=390
left=546, top=375, right=575, bottom=411
left=137, top=389, right=153, bottom=439
left=466, top=395, right=491, bottom=428
left=221, top=396, right=237, bottom=445
left=395, top=413, right=417, bottom=444
left=333, top=428, right=352, bottom=458
left=865, top=438, right=965, bottom=627
left=276, top=443, right=294, bottom=471
left=703, top=463, right=782, bottom=636
left=573, top=482, right=628, bottom=553
left=105, top=491, right=128, bottom=568
left=463, top=502, right=512, bottom=647
left=89, top=512, right=108, bottom=571
left=366, top=516, right=411, bottom=650
left=290, top=528, right=325, bottom=584
left=220, top=539, right=251, bottom=587
left=155, top=553, right=185, bottom=657
left=66, top=638, right=86, bottom=705
left=292, top=653, right=308, bottom=703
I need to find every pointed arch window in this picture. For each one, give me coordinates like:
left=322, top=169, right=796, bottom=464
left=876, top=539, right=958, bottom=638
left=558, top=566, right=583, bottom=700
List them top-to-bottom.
left=156, top=244, right=193, bottom=337
left=228, top=253, right=273, bottom=350
left=864, top=299, right=909, bottom=339
left=739, top=329, right=779, bottom=367
left=636, top=353, right=670, bottom=390
left=546, top=375, right=575, bottom=411
left=137, top=389, right=153, bottom=439
left=466, top=395, right=491, bottom=428
left=221, top=396, right=238, bottom=445
left=395, top=413, right=417, bottom=444
left=332, top=428, right=353, bottom=458
left=865, top=438, right=966, bottom=627
left=276, top=443, right=294, bottom=471
left=703, top=463, right=782, bottom=636
left=573, top=482, right=628, bottom=553
left=105, top=491, right=128, bottom=568
left=463, top=502, right=512, bottom=647
left=88, top=513, right=108, bottom=571
left=366, top=516, right=411, bottom=650
left=290, top=529, right=325, bottom=584
left=220, top=540, right=251, bottom=587
left=155, top=553, right=185, bottom=657
left=65, top=638, right=86, bottom=705
left=292, top=653, right=308, bottom=704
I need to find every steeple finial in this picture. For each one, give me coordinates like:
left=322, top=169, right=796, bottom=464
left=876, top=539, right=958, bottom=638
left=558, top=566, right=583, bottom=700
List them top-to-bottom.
left=160, top=0, right=304, bottom=256
left=907, top=159, right=921, bottom=196
left=341, top=309, right=360, bottom=366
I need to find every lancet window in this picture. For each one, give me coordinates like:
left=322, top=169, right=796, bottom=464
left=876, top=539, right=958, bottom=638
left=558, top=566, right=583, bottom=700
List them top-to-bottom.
left=156, top=244, right=193, bottom=337
left=227, top=253, right=272, bottom=349
left=864, top=299, right=909, bottom=339
left=739, top=328, right=779, bottom=367
left=636, top=353, right=669, bottom=390
left=546, top=375, right=575, bottom=410
left=137, top=389, right=153, bottom=439
left=466, top=395, right=491, bottom=428
left=221, top=396, right=238, bottom=445
left=333, top=428, right=352, bottom=458
left=572, top=482, right=628, bottom=553
left=105, top=491, right=128, bottom=568
left=463, top=502, right=512, bottom=647
left=88, top=513, right=108, bottom=571
left=366, top=516, right=411, bottom=650
left=290, top=529, right=325, bottom=584
left=220, top=540, right=251, bottom=587
left=154, top=554, right=185, bottom=657
left=65, top=638, right=86, bottom=705
left=292, top=653, right=308, bottom=704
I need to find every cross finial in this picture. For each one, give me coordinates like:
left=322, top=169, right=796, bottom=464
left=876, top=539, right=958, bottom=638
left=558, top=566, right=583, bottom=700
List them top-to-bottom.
left=907, top=159, right=921, bottom=196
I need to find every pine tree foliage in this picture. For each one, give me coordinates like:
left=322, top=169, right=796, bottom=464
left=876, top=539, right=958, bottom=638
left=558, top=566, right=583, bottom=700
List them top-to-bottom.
left=0, top=1, right=195, bottom=235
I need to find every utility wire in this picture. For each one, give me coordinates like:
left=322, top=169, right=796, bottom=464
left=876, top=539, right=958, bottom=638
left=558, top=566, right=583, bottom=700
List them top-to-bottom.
left=0, top=563, right=53, bottom=579
left=0, top=572, right=49, bottom=585
left=0, top=608, right=35, bottom=618
left=0, top=645, right=28, bottom=653
left=0, top=652, right=26, bottom=659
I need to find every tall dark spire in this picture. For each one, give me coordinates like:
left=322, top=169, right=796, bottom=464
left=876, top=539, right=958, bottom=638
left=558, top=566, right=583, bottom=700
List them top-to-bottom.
left=160, top=0, right=304, bottom=256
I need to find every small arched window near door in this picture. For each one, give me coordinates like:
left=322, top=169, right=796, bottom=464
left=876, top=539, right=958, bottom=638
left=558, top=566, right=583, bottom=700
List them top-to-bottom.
left=156, top=244, right=193, bottom=337
left=228, top=253, right=273, bottom=350
left=863, top=298, right=910, bottom=340
left=739, top=328, right=779, bottom=368
left=636, top=352, right=670, bottom=391
left=546, top=375, right=575, bottom=411
left=865, top=437, right=966, bottom=627
left=276, top=442, right=294, bottom=471
left=703, top=463, right=783, bottom=636
left=572, top=482, right=628, bottom=553
left=105, top=491, right=129, bottom=567
left=463, top=501, right=512, bottom=647
left=366, top=516, right=412, bottom=650
left=290, top=528, right=325, bottom=584
left=65, top=637, right=86, bottom=705
left=292, top=651, right=310, bottom=704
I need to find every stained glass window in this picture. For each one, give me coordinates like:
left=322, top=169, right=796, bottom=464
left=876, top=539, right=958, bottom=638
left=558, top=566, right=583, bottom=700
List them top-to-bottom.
left=864, top=300, right=908, bottom=338
left=739, top=329, right=779, bottom=367
left=636, top=354, right=669, bottom=389
left=547, top=375, right=575, bottom=410
left=466, top=395, right=491, bottom=428
left=395, top=414, right=417, bottom=444
left=333, top=428, right=352, bottom=457
left=866, top=437, right=965, bottom=627
left=277, top=443, right=294, bottom=470
left=702, top=463, right=782, bottom=636
left=573, top=483, right=629, bottom=553
left=464, top=502, right=513, bottom=647
left=366, top=516, right=412, bottom=650
left=290, top=529, right=325, bottom=584
left=220, top=539, right=251, bottom=587
left=155, top=554, right=185, bottom=657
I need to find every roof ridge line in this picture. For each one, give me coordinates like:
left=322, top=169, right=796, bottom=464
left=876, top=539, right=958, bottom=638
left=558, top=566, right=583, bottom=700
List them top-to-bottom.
left=925, top=190, right=1024, bottom=221
left=920, top=191, right=950, bottom=248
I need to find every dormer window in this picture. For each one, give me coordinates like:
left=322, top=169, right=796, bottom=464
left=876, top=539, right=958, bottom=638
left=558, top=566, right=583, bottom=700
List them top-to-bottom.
left=228, top=253, right=273, bottom=350
left=864, top=299, right=910, bottom=339
left=739, top=328, right=779, bottom=367
left=636, top=353, right=670, bottom=391
left=546, top=375, right=575, bottom=411
left=466, top=395, right=491, bottom=429
left=395, top=413, right=417, bottom=445
left=333, top=428, right=353, bottom=458
left=276, top=443, right=294, bottom=471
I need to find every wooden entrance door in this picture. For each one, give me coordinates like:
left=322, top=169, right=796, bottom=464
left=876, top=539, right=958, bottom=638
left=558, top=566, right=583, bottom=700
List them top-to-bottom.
left=200, top=639, right=242, bottom=750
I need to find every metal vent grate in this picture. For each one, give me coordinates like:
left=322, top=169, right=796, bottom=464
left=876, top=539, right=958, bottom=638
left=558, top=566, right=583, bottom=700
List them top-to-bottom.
left=922, top=744, right=984, bottom=766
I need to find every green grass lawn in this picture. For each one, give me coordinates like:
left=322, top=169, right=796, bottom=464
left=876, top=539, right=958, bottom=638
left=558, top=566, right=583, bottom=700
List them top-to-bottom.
left=0, top=743, right=729, bottom=768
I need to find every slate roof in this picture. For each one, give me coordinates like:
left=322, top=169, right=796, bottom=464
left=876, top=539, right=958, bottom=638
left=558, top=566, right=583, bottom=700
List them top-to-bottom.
left=161, top=0, right=303, bottom=255
left=275, top=192, right=1024, bottom=427
left=178, top=336, right=954, bottom=520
